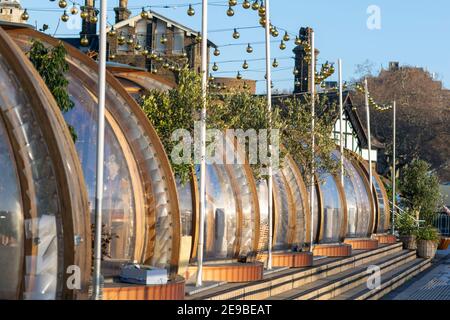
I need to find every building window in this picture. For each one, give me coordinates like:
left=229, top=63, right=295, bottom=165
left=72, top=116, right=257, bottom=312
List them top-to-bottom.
left=154, top=20, right=166, bottom=53
left=173, top=28, right=184, bottom=54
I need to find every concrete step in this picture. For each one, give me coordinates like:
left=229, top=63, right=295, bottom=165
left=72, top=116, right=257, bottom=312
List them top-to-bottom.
left=187, top=242, right=403, bottom=300
left=267, top=249, right=417, bottom=300
left=332, top=257, right=432, bottom=300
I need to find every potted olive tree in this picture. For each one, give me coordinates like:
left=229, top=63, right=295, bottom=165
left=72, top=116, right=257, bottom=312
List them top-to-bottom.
left=398, top=159, right=442, bottom=257
left=396, top=210, right=418, bottom=250
left=416, top=225, right=440, bottom=259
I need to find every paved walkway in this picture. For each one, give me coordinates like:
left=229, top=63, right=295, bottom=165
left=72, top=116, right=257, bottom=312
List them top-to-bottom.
left=383, top=248, right=450, bottom=300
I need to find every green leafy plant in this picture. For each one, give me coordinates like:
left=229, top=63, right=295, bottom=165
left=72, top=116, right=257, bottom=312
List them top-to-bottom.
left=28, top=40, right=77, bottom=141
left=140, top=67, right=202, bottom=184
left=399, top=159, right=442, bottom=224
left=395, top=209, right=418, bottom=236
left=415, top=224, right=440, bottom=243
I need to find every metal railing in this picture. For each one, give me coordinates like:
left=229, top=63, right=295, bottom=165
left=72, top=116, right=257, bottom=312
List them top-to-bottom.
left=389, top=201, right=425, bottom=228
left=434, top=214, right=450, bottom=237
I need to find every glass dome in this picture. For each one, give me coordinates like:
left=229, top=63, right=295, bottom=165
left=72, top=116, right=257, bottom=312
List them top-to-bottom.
left=0, top=26, right=90, bottom=299
left=333, top=150, right=374, bottom=238
left=316, top=167, right=345, bottom=244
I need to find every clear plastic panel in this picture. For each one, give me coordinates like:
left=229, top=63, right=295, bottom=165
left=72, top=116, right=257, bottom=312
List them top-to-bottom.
left=63, top=78, right=136, bottom=262
left=0, top=118, right=23, bottom=299
left=282, top=159, right=306, bottom=249
left=202, top=164, right=237, bottom=260
left=318, top=171, right=343, bottom=243
left=273, top=173, right=290, bottom=250
left=373, top=178, right=387, bottom=233
left=256, top=179, right=269, bottom=251
left=176, top=180, right=193, bottom=237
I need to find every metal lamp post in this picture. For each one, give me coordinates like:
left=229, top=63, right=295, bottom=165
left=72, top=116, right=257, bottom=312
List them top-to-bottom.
left=92, top=0, right=107, bottom=300
left=196, top=0, right=208, bottom=288
left=264, top=0, right=273, bottom=271
left=309, top=30, right=316, bottom=251
left=338, top=59, right=344, bottom=188
left=364, top=78, right=374, bottom=213
left=391, top=100, right=397, bottom=234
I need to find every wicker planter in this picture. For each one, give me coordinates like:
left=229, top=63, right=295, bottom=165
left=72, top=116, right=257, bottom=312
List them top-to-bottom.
left=399, top=235, right=417, bottom=250
left=417, top=240, right=437, bottom=259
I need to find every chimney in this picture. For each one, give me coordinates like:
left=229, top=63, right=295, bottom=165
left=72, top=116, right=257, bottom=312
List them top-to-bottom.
left=80, top=0, right=97, bottom=45
left=114, top=0, right=131, bottom=23
left=293, top=27, right=319, bottom=94
left=389, top=61, right=400, bottom=72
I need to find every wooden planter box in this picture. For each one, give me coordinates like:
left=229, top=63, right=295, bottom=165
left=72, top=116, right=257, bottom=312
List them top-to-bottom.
left=399, top=235, right=417, bottom=250
left=417, top=240, right=437, bottom=259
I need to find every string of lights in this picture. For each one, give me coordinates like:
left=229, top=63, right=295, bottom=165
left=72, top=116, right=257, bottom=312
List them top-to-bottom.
left=21, top=0, right=338, bottom=90
left=354, top=83, right=393, bottom=112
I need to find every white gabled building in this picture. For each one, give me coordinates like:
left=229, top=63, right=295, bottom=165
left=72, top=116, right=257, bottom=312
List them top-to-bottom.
left=0, top=0, right=24, bottom=23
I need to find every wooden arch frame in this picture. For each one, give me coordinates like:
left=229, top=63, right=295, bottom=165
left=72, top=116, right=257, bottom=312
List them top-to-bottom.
left=6, top=26, right=182, bottom=277
left=0, top=27, right=91, bottom=299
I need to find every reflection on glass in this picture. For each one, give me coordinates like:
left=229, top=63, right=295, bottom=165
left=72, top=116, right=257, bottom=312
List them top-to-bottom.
left=64, top=79, right=136, bottom=262
left=0, top=119, right=23, bottom=299
left=334, top=151, right=371, bottom=238
left=282, top=159, right=306, bottom=249
left=202, top=164, right=237, bottom=260
left=318, top=170, right=343, bottom=243
left=273, top=174, right=290, bottom=250
left=373, top=178, right=387, bottom=233
left=176, top=180, right=193, bottom=237
left=256, top=180, right=269, bottom=251
left=307, top=184, right=320, bottom=244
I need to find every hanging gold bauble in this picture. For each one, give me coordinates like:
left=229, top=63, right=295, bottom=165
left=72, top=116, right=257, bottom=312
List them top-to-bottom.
left=59, top=0, right=68, bottom=9
left=229, top=0, right=238, bottom=6
left=242, top=0, right=251, bottom=9
left=251, top=0, right=260, bottom=10
left=258, top=2, right=266, bottom=16
left=187, top=4, right=195, bottom=16
left=70, top=5, right=78, bottom=15
left=227, top=6, right=235, bottom=17
left=140, top=8, right=149, bottom=19
left=21, top=9, right=29, bottom=21
left=80, top=10, right=88, bottom=19
left=61, top=11, right=69, bottom=22
left=90, top=14, right=98, bottom=23
left=259, top=17, right=266, bottom=27
left=108, top=27, right=117, bottom=37
left=271, top=27, right=279, bottom=37
left=232, top=28, right=240, bottom=39
left=283, top=32, right=290, bottom=42
left=160, top=34, right=168, bottom=44
left=196, top=34, right=202, bottom=43
left=80, top=35, right=89, bottom=47
left=295, top=36, right=302, bottom=46
left=126, top=37, right=134, bottom=45
left=279, top=40, right=286, bottom=50
left=135, top=42, right=142, bottom=51
left=246, top=43, right=253, bottom=53
left=213, top=48, right=220, bottom=56
left=142, top=49, right=149, bottom=56
left=109, top=54, right=116, bottom=60
left=157, top=55, right=163, bottom=62
left=272, top=59, right=278, bottom=68
left=242, top=60, right=249, bottom=69
left=163, top=61, right=170, bottom=69
left=212, top=62, right=219, bottom=71
left=169, top=65, right=176, bottom=71
left=151, top=68, right=158, bottom=74
left=293, top=69, right=299, bottom=75
left=236, top=71, right=242, bottom=80
left=209, top=74, right=215, bottom=81
left=243, top=82, right=249, bottom=90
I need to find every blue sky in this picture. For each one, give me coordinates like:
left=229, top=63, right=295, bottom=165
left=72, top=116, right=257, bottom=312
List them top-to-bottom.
left=21, top=0, right=450, bottom=93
